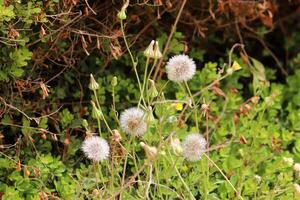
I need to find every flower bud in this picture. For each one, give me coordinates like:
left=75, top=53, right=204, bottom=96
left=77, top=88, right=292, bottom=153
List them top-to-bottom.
left=117, top=0, right=129, bottom=20
left=117, top=9, right=127, bottom=20
left=143, top=40, right=155, bottom=58
left=153, top=41, right=162, bottom=59
left=226, top=67, right=234, bottom=75
left=89, top=74, right=99, bottom=90
left=111, top=76, right=118, bottom=87
left=148, top=79, right=158, bottom=98
left=91, top=101, right=103, bottom=120
left=146, top=106, right=155, bottom=124
left=82, top=119, right=89, bottom=129
left=112, top=129, right=122, bottom=142
left=170, top=137, right=183, bottom=155
left=140, top=142, right=157, bottom=161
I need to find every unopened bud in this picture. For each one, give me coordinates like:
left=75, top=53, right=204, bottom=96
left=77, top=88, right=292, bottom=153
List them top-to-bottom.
left=117, top=1, right=129, bottom=20
left=117, top=9, right=126, bottom=20
left=144, top=40, right=155, bottom=58
left=153, top=41, right=162, bottom=59
left=226, top=67, right=234, bottom=75
left=89, top=74, right=99, bottom=90
left=111, top=76, right=118, bottom=87
left=148, top=79, right=158, bottom=98
left=91, top=101, right=103, bottom=120
left=82, top=119, right=88, bottom=129
left=112, top=129, right=122, bottom=142
left=170, top=137, right=183, bottom=155
left=140, top=142, right=157, bottom=160
left=24, top=165, right=30, bottom=177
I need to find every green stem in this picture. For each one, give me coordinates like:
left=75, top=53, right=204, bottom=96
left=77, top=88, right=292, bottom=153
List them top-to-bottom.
left=120, top=20, right=145, bottom=107
left=139, top=57, right=150, bottom=106
left=184, top=81, right=199, bottom=131
left=93, top=90, right=112, bottom=134
left=203, top=154, right=244, bottom=200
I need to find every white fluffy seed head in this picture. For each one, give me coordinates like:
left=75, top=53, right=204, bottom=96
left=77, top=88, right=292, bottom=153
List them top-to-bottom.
left=165, top=54, right=196, bottom=83
left=120, top=107, right=148, bottom=136
left=182, top=133, right=207, bottom=162
left=82, top=136, right=110, bottom=162
left=294, top=163, right=300, bottom=172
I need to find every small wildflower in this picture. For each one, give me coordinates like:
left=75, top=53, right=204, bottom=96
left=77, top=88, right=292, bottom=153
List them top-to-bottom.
left=165, top=54, right=196, bottom=82
left=232, top=61, right=242, bottom=71
left=89, top=74, right=99, bottom=90
left=175, top=103, right=183, bottom=111
left=120, top=107, right=148, bottom=136
left=182, top=133, right=206, bottom=162
left=82, top=136, right=110, bottom=162
left=140, top=142, right=157, bottom=160
left=283, top=157, right=294, bottom=166
left=254, top=175, right=262, bottom=183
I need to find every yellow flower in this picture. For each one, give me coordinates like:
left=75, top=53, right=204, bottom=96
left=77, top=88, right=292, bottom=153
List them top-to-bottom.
left=232, top=61, right=242, bottom=71
left=175, top=103, right=183, bottom=111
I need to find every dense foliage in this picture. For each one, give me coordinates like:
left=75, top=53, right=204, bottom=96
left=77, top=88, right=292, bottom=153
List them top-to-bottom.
left=0, top=0, right=300, bottom=199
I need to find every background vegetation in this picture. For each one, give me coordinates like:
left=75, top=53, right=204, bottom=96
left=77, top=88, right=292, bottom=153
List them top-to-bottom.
left=0, top=0, right=300, bottom=199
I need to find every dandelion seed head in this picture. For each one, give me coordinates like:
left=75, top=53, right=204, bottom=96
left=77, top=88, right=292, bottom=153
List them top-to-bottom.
left=166, top=54, right=196, bottom=82
left=120, top=107, right=148, bottom=136
left=182, top=133, right=206, bottom=162
left=82, top=136, right=109, bottom=162
left=294, top=163, right=300, bottom=172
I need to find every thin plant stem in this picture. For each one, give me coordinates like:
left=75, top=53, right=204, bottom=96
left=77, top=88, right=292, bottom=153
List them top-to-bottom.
left=120, top=19, right=145, bottom=106
left=139, top=57, right=150, bottom=106
left=184, top=81, right=199, bottom=131
left=111, top=85, right=119, bottom=125
left=93, top=90, right=112, bottom=134
left=168, top=152, right=196, bottom=200
left=203, top=153, right=244, bottom=200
